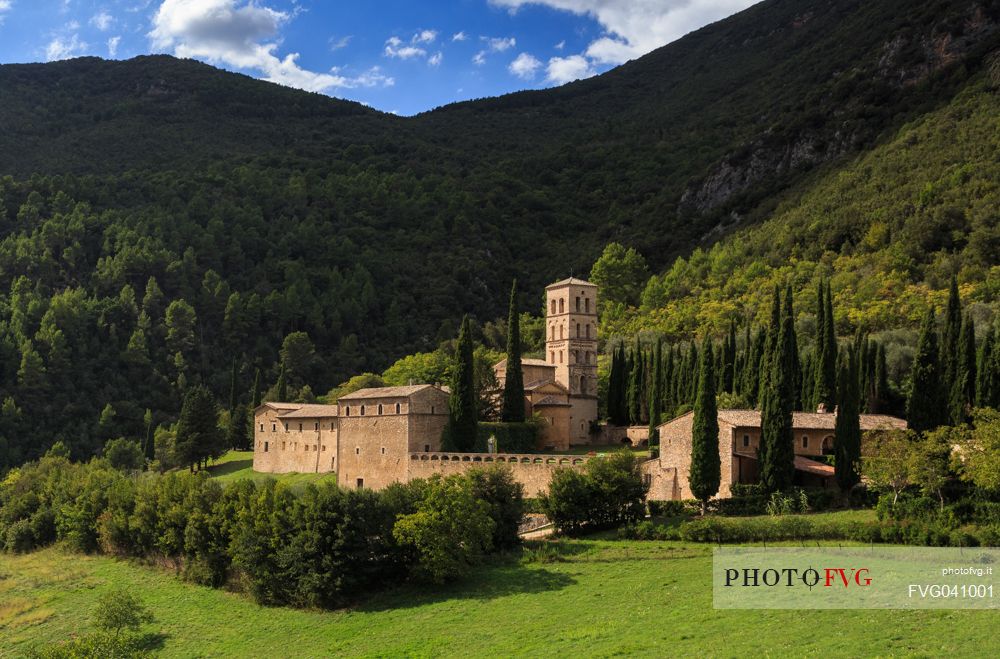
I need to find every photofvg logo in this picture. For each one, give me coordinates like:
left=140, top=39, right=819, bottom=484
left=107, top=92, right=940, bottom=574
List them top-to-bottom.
left=713, top=547, right=1000, bottom=609
left=723, top=566, right=871, bottom=589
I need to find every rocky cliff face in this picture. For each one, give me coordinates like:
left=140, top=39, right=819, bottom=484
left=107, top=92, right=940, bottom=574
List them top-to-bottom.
left=680, top=2, right=1000, bottom=218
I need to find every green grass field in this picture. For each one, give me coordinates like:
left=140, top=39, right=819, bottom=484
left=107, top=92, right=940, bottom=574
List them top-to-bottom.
left=205, top=451, right=338, bottom=489
left=1, top=522, right=994, bottom=658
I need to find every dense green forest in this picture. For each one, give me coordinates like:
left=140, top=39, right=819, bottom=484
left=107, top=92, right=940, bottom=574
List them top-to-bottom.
left=0, top=0, right=998, bottom=466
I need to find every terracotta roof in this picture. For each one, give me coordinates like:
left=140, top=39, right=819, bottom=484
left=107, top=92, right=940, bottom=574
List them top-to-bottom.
left=546, top=277, right=596, bottom=289
left=497, top=357, right=553, bottom=369
left=525, top=378, right=567, bottom=393
left=338, top=384, right=445, bottom=401
left=533, top=395, right=572, bottom=407
left=257, top=401, right=302, bottom=411
left=278, top=404, right=339, bottom=419
left=717, top=409, right=906, bottom=431
left=794, top=455, right=835, bottom=477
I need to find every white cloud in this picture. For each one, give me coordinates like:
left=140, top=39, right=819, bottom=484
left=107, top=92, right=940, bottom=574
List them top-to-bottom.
left=149, top=0, right=387, bottom=93
left=491, top=0, right=757, bottom=64
left=0, top=1, right=13, bottom=25
left=90, top=10, right=113, bottom=31
left=414, top=29, right=437, bottom=44
left=451, top=31, right=467, bottom=41
left=46, top=33, right=87, bottom=61
left=108, top=35, right=121, bottom=57
left=328, top=35, right=351, bottom=51
left=384, top=35, right=426, bottom=59
left=473, top=36, right=516, bottom=65
left=483, top=36, right=515, bottom=52
left=554, top=39, right=565, bottom=50
left=428, top=51, right=443, bottom=67
left=508, top=52, right=541, bottom=79
left=546, top=54, right=594, bottom=84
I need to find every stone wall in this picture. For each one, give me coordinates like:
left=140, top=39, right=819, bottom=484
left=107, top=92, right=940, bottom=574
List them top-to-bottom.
left=253, top=407, right=338, bottom=474
left=406, top=452, right=594, bottom=497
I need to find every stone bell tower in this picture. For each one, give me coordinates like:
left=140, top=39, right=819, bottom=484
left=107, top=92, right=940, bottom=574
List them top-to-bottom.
left=545, top=277, right=599, bottom=444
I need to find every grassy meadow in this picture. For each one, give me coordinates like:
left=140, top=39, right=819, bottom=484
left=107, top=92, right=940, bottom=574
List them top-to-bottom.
left=1, top=526, right=994, bottom=658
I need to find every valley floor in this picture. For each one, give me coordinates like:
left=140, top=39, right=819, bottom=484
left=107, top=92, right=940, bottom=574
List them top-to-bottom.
left=0, top=535, right=994, bottom=657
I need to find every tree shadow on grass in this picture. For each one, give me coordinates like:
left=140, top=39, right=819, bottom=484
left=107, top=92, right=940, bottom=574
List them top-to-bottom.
left=206, top=459, right=252, bottom=477
left=357, top=564, right=576, bottom=613
left=135, top=631, right=169, bottom=652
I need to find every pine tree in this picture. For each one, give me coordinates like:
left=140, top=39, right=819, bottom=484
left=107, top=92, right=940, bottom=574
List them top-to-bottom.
left=500, top=280, right=526, bottom=422
left=759, top=287, right=795, bottom=494
left=908, top=307, right=943, bottom=433
left=949, top=312, right=976, bottom=425
left=445, top=315, right=478, bottom=451
left=976, top=325, right=997, bottom=408
left=689, top=337, right=720, bottom=514
left=648, top=339, right=662, bottom=444
left=834, top=348, right=861, bottom=494
left=175, top=385, right=223, bottom=471
left=227, top=403, right=249, bottom=451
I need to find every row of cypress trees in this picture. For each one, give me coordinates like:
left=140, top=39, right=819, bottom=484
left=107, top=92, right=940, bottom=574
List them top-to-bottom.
left=908, top=278, right=1000, bottom=433
left=606, top=281, right=893, bottom=432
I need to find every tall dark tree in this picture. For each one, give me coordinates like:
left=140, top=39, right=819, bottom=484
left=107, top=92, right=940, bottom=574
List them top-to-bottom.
left=941, top=277, right=962, bottom=398
left=500, top=280, right=525, bottom=423
left=814, top=280, right=837, bottom=411
left=758, top=284, right=782, bottom=407
left=786, top=284, right=802, bottom=411
left=759, top=287, right=796, bottom=494
left=908, top=307, right=943, bottom=433
left=949, top=312, right=976, bottom=425
left=445, top=315, right=478, bottom=451
left=722, top=320, right=737, bottom=393
left=976, top=325, right=997, bottom=408
left=743, top=327, right=764, bottom=407
left=689, top=337, right=720, bottom=514
left=648, top=338, right=663, bottom=445
left=627, top=339, right=644, bottom=425
left=873, top=342, right=889, bottom=413
left=834, top=348, right=861, bottom=495
left=228, top=358, right=239, bottom=413
left=276, top=362, right=288, bottom=401
left=251, top=367, right=262, bottom=409
left=175, top=385, right=223, bottom=471
left=227, top=403, right=249, bottom=451
left=142, top=408, right=155, bottom=461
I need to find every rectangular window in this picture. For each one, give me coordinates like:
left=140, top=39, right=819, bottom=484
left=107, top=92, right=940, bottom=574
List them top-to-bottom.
left=576, top=296, right=581, bottom=311
left=586, top=298, right=590, bottom=313
left=314, top=422, right=319, bottom=431
left=260, top=423, right=264, bottom=432
left=272, top=423, right=276, bottom=432
left=298, top=423, right=303, bottom=432
left=743, top=435, right=750, bottom=447
left=802, top=436, right=809, bottom=448
left=264, top=441, right=269, bottom=453
left=425, top=444, right=431, bottom=452
left=322, top=445, right=326, bottom=451
left=356, top=447, right=360, bottom=455
left=381, top=447, right=386, bottom=455
left=356, top=478, right=364, bottom=489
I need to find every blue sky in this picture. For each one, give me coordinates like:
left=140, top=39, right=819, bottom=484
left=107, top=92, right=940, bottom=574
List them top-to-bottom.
left=0, top=1, right=758, bottom=115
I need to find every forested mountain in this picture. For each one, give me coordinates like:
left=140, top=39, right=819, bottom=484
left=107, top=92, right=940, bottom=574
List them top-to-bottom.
left=0, top=0, right=998, bottom=465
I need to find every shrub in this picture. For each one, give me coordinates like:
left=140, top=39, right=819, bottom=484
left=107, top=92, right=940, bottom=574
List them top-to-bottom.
left=102, top=439, right=145, bottom=471
left=541, top=451, right=647, bottom=534
left=467, top=466, right=525, bottom=550
left=648, top=500, right=687, bottom=517
left=93, top=589, right=155, bottom=638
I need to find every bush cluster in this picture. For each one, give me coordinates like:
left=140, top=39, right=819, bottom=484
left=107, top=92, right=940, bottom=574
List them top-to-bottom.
left=540, top=452, right=647, bottom=534
left=0, top=453, right=524, bottom=607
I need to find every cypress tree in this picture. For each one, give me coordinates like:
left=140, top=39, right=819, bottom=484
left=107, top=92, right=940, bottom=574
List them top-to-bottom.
left=942, top=277, right=961, bottom=398
left=500, top=280, right=526, bottom=422
left=814, top=280, right=838, bottom=412
left=759, top=284, right=782, bottom=405
left=786, top=284, right=802, bottom=411
left=759, top=287, right=796, bottom=493
left=908, top=307, right=942, bottom=433
left=949, top=312, right=976, bottom=425
left=446, top=315, right=478, bottom=451
left=723, top=320, right=737, bottom=393
left=976, top=325, right=997, bottom=408
left=744, top=327, right=764, bottom=407
left=689, top=337, right=720, bottom=514
left=628, top=339, right=643, bottom=424
left=648, top=339, right=663, bottom=444
left=687, top=342, right=700, bottom=406
left=616, top=343, right=629, bottom=425
left=873, top=343, right=889, bottom=413
left=607, top=344, right=621, bottom=423
left=662, top=344, right=675, bottom=417
left=834, top=348, right=861, bottom=495
left=800, top=352, right=815, bottom=411
left=228, top=358, right=239, bottom=413
left=276, top=362, right=288, bottom=401
left=251, top=367, right=262, bottom=409
left=143, top=408, right=155, bottom=460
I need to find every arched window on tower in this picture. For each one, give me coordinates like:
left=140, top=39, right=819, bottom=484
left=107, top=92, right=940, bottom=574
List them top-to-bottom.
left=576, top=296, right=581, bottom=311
left=585, top=297, right=591, bottom=313
left=559, top=298, right=564, bottom=313
left=550, top=299, right=556, bottom=314
left=576, top=323, right=581, bottom=337
left=586, top=324, right=591, bottom=339
left=560, top=325, right=564, bottom=339
left=550, top=350, right=555, bottom=362
left=559, top=351, right=563, bottom=363
left=580, top=375, right=587, bottom=394
left=395, top=403, right=401, bottom=414
left=377, top=404, right=383, bottom=415
left=360, top=405, right=366, bottom=416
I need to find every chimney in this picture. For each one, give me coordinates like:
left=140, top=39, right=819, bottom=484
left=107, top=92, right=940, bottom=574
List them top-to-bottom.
left=816, top=403, right=828, bottom=414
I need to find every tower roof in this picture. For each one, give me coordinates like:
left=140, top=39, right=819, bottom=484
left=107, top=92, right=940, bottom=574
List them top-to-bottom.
left=545, top=276, right=596, bottom=290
